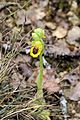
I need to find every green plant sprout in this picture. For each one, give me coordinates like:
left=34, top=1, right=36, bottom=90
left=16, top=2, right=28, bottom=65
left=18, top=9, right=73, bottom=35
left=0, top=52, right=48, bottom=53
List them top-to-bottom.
left=30, top=28, right=50, bottom=120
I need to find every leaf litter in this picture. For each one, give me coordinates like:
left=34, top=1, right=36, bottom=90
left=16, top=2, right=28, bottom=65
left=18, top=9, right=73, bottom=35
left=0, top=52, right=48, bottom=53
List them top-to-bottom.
left=0, top=0, right=80, bottom=120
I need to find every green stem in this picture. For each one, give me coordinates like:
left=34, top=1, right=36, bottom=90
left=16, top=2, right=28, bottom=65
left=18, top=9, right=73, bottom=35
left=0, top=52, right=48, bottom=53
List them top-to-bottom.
left=36, top=51, right=43, bottom=98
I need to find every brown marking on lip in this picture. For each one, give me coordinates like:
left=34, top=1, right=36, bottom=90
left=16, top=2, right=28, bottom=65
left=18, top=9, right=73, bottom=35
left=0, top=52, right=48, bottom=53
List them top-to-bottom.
left=33, top=46, right=38, bottom=54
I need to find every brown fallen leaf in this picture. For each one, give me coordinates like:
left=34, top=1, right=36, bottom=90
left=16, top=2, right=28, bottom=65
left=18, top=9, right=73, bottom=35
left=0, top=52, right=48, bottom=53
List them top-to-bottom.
left=39, top=0, right=49, bottom=8
left=71, top=0, right=78, bottom=12
left=16, top=4, right=46, bottom=26
left=16, top=9, right=31, bottom=26
left=67, top=11, right=80, bottom=25
left=45, top=22, right=56, bottom=30
left=52, top=26, right=67, bottom=38
left=67, top=26, right=80, bottom=46
left=45, top=40, right=70, bottom=56
left=14, top=55, right=32, bottom=64
left=18, top=62, right=33, bottom=78
left=63, top=67, right=80, bottom=86
left=43, top=68, right=60, bottom=93
left=43, top=68, right=56, bottom=82
left=11, top=71, right=21, bottom=90
left=43, top=80, right=60, bottom=93
left=69, top=82, right=80, bottom=101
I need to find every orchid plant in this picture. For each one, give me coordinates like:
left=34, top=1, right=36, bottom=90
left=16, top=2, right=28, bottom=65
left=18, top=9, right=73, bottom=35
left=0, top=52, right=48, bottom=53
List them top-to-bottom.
left=30, top=28, right=50, bottom=120
left=30, top=28, right=45, bottom=98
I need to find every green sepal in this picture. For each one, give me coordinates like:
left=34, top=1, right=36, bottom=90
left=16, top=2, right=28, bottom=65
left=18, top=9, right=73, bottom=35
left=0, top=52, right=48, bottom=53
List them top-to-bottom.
left=34, top=28, right=46, bottom=39
left=32, top=33, right=40, bottom=41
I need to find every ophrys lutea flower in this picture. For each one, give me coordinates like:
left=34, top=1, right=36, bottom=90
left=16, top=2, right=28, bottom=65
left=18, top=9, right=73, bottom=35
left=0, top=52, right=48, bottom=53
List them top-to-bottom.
left=30, top=28, right=45, bottom=58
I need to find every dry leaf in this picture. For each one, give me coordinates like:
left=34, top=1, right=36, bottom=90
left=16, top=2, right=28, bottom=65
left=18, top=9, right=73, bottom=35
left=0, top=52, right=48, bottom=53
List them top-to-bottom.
left=39, top=0, right=49, bottom=8
left=71, top=0, right=78, bottom=12
left=16, top=4, right=46, bottom=26
left=27, top=4, right=46, bottom=21
left=16, top=9, right=31, bottom=26
left=67, top=11, right=80, bottom=25
left=45, top=22, right=56, bottom=30
left=53, top=26, right=67, bottom=38
left=67, top=26, right=80, bottom=46
left=45, top=40, right=70, bottom=56
left=14, top=55, right=31, bottom=64
left=18, top=62, right=33, bottom=78
left=63, top=67, right=80, bottom=85
left=43, top=68, right=60, bottom=93
left=27, top=70, right=38, bottom=84
left=11, top=72, right=21, bottom=90
left=43, top=80, right=60, bottom=93
left=69, top=82, right=80, bottom=101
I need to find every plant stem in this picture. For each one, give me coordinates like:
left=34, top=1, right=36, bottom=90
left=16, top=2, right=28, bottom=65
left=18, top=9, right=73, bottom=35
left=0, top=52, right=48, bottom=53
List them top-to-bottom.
left=36, top=51, right=43, bottom=99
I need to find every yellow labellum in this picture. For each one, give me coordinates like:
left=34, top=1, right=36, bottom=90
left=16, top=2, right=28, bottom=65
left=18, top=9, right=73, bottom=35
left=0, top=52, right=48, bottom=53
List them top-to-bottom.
left=30, top=40, right=43, bottom=58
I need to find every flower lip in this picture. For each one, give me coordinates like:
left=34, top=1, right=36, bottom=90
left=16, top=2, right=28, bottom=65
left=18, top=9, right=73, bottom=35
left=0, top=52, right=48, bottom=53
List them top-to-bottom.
left=30, top=40, right=44, bottom=58
left=30, top=46, right=41, bottom=58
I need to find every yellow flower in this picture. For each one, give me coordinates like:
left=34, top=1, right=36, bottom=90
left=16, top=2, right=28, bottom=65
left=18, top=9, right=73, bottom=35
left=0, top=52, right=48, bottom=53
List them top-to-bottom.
left=30, top=40, right=43, bottom=58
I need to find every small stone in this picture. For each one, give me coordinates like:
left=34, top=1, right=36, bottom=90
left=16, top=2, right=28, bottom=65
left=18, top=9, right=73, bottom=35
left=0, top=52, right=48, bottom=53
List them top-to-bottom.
left=72, top=110, right=76, bottom=114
